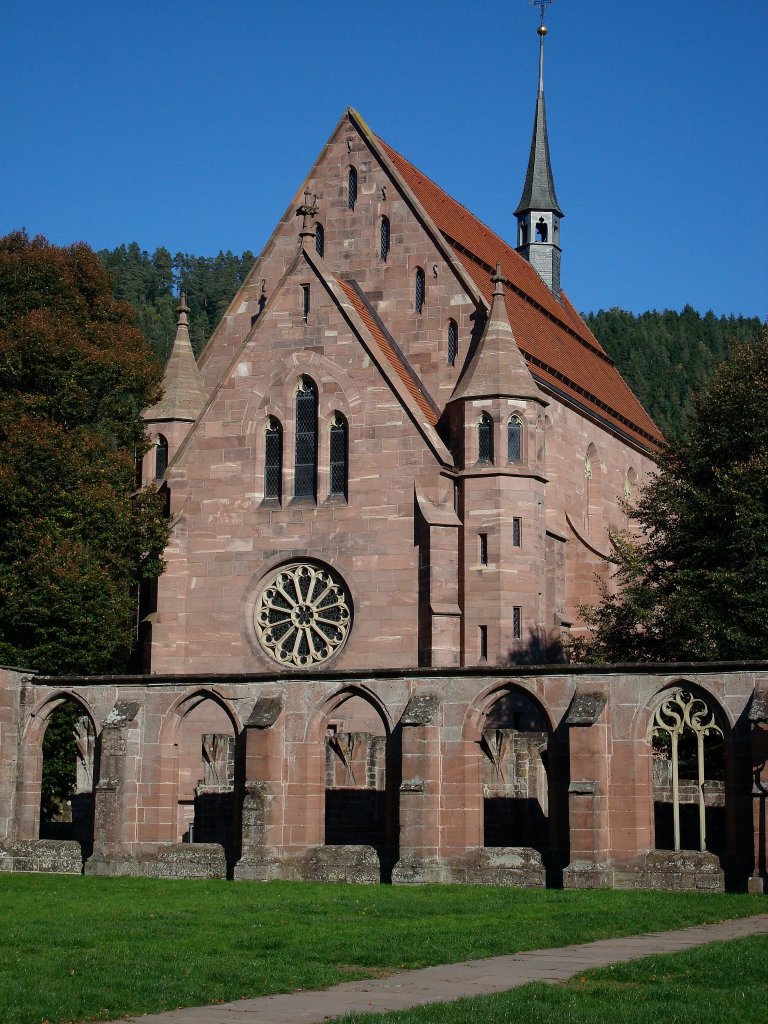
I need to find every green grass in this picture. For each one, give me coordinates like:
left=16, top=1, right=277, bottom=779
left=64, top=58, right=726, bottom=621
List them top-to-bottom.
left=0, top=875, right=764, bottom=1024
left=334, top=935, right=768, bottom=1023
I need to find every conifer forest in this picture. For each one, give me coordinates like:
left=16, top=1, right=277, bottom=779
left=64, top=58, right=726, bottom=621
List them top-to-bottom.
left=99, top=244, right=763, bottom=438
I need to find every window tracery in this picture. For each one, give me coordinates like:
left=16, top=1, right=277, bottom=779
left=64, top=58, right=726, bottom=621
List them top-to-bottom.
left=255, top=562, right=352, bottom=667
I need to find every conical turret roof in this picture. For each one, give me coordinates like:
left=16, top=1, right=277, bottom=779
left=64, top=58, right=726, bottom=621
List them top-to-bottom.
left=449, top=265, right=545, bottom=404
left=143, top=295, right=207, bottom=422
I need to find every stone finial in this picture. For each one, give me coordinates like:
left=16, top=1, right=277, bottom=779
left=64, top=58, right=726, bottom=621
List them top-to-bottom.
left=297, top=188, right=319, bottom=245
left=142, top=290, right=208, bottom=424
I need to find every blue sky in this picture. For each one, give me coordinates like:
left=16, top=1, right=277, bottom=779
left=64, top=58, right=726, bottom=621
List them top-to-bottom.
left=2, top=0, right=766, bottom=318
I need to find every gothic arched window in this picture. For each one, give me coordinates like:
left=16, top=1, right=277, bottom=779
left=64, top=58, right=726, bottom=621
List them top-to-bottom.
left=347, top=167, right=358, bottom=210
left=380, top=216, right=390, bottom=261
left=315, top=223, right=325, bottom=258
left=415, top=267, right=425, bottom=313
left=447, top=319, right=458, bottom=366
left=294, top=378, right=318, bottom=500
left=329, top=413, right=348, bottom=499
left=478, top=414, right=493, bottom=463
left=507, top=416, right=523, bottom=462
left=264, top=418, right=282, bottom=500
left=155, top=435, right=168, bottom=480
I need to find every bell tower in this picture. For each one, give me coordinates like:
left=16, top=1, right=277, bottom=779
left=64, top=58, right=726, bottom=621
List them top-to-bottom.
left=515, top=2, right=564, bottom=297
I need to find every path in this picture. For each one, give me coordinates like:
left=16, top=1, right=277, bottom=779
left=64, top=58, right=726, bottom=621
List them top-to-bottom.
left=127, top=912, right=768, bottom=1024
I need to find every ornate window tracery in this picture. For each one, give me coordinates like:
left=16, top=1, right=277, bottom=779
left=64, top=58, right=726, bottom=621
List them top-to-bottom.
left=255, top=562, right=352, bottom=667
left=648, top=688, right=724, bottom=853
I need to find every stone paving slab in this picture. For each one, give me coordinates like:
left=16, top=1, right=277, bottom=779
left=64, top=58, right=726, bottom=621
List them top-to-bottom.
left=126, top=913, right=768, bottom=1024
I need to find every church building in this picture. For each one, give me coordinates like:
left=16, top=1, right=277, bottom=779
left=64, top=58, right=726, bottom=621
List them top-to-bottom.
left=2, top=19, right=764, bottom=894
left=140, top=21, right=660, bottom=677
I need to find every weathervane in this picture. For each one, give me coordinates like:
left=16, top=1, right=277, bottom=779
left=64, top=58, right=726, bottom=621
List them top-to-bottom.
left=530, top=0, right=554, bottom=25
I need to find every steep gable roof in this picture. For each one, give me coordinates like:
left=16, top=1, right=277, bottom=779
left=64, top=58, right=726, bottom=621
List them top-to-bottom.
left=374, top=131, right=662, bottom=450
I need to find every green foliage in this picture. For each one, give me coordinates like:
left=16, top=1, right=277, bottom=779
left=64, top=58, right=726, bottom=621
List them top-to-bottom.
left=0, top=231, right=170, bottom=674
left=97, top=243, right=255, bottom=361
left=585, top=306, right=763, bottom=437
left=574, top=328, right=768, bottom=663
left=40, top=700, right=82, bottom=813
left=0, top=875, right=763, bottom=1024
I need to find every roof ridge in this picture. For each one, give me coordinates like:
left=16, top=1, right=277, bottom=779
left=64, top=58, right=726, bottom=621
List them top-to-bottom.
left=377, top=136, right=609, bottom=361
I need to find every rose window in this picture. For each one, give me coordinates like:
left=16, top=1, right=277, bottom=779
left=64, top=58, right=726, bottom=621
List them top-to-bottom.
left=255, top=563, right=352, bottom=666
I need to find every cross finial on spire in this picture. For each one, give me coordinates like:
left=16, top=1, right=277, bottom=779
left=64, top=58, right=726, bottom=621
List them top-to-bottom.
left=531, top=0, right=554, bottom=26
left=297, top=188, right=319, bottom=244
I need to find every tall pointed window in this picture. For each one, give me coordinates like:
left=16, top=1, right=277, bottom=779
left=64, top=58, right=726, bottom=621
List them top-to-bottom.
left=347, top=167, right=357, bottom=210
left=380, top=216, right=390, bottom=261
left=315, top=223, right=325, bottom=258
left=415, top=267, right=425, bottom=313
left=447, top=319, right=458, bottom=366
left=294, top=378, right=318, bottom=500
left=329, top=413, right=348, bottom=499
left=478, top=414, right=493, bottom=463
left=507, top=416, right=523, bottom=462
left=264, top=418, right=282, bottom=500
left=155, top=435, right=168, bottom=480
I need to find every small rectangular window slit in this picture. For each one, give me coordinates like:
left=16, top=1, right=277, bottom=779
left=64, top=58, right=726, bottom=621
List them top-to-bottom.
left=301, top=284, right=310, bottom=322
left=512, top=518, right=522, bottom=547
left=479, top=533, right=488, bottom=566
left=513, top=606, right=522, bottom=640
left=479, top=625, right=488, bottom=661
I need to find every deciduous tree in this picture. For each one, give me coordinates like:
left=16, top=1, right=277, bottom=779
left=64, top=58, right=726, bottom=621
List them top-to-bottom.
left=0, top=231, right=169, bottom=673
left=574, top=327, right=768, bottom=663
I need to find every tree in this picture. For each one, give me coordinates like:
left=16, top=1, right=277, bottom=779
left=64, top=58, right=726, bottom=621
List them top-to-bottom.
left=0, top=231, right=169, bottom=674
left=574, top=327, right=768, bottom=663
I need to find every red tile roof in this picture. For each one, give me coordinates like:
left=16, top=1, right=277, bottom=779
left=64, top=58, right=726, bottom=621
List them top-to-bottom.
left=378, top=138, right=662, bottom=449
left=337, top=278, right=439, bottom=428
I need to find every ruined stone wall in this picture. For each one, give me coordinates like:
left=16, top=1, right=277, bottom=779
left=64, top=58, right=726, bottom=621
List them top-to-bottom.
left=1, top=664, right=765, bottom=892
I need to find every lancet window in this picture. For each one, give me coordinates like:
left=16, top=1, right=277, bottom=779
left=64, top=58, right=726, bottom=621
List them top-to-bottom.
left=294, top=378, right=318, bottom=500
left=329, top=413, right=348, bottom=499
left=478, top=414, right=493, bottom=463
left=507, top=416, right=523, bottom=462
left=264, top=418, right=282, bottom=500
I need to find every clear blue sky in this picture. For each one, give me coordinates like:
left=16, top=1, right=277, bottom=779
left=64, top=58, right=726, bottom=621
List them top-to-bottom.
left=2, top=0, right=766, bottom=319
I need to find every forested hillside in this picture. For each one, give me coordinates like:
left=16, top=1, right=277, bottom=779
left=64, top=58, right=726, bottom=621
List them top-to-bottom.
left=98, top=243, right=255, bottom=363
left=98, top=245, right=763, bottom=437
left=583, top=307, right=763, bottom=436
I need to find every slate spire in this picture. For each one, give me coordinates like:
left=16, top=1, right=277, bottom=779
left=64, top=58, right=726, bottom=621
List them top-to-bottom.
left=515, top=15, right=564, bottom=297
left=142, top=294, right=207, bottom=423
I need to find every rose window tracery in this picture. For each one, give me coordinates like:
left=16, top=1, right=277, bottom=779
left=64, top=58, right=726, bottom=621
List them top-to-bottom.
left=255, top=563, right=351, bottom=666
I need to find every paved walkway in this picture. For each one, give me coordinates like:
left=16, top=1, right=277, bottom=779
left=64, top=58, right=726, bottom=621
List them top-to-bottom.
left=127, top=913, right=768, bottom=1024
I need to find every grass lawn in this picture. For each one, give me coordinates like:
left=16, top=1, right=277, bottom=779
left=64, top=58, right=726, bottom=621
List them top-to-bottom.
left=0, top=874, right=764, bottom=1024
left=334, top=935, right=768, bottom=1023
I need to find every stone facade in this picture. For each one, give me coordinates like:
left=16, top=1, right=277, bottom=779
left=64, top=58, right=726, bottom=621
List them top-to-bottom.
left=1, top=665, right=766, bottom=892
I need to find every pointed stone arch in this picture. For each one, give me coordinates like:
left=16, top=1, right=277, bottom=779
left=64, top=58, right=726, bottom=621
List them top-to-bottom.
left=154, top=689, right=241, bottom=851
left=17, top=691, right=98, bottom=849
